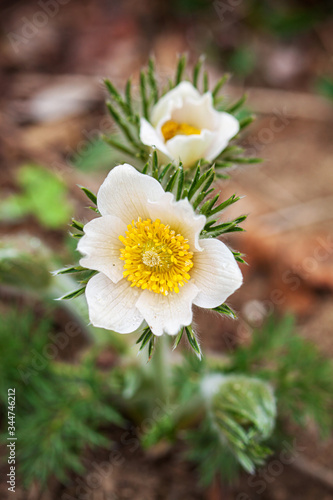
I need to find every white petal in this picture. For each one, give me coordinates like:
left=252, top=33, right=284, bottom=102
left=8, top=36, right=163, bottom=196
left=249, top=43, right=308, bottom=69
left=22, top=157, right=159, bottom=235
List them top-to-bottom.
left=151, top=81, right=201, bottom=126
left=169, top=92, right=217, bottom=130
left=205, top=111, right=240, bottom=161
left=139, top=118, right=171, bottom=158
left=166, top=129, right=214, bottom=169
left=97, top=163, right=165, bottom=223
left=147, top=192, right=206, bottom=251
left=78, top=215, right=126, bottom=283
left=192, top=239, right=242, bottom=308
left=85, top=273, right=143, bottom=333
left=136, top=283, right=199, bottom=336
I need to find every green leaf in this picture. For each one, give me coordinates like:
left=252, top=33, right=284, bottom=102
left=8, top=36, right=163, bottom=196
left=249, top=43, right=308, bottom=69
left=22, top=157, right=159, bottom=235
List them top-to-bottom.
left=175, top=54, right=187, bottom=86
left=193, top=56, right=204, bottom=88
left=148, top=58, right=159, bottom=104
left=140, top=70, right=149, bottom=120
left=203, top=71, right=209, bottom=92
left=212, top=74, right=230, bottom=99
left=125, top=78, right=134, bottom=115
left=104, top=79, right=131, bottom=116
left=225, top=94, right=247, bottom=114
left=106, top=101, right=141, bottom=149
left=239, top=115, right=255, bottom=130
left=102, top=134, right=137, bottom=158
left=71, top=137, right=115, bottom=171
left=221, top=145, right=244, bottom=156
left=152, top=150, right=159, bottom=180
left=222, top=156, right=262, bottom=164
left=215, top=161, right=234, bottom=169
left=142, top=162, right=149, bottom=174
left=159, top=163, right=174, bottom=183
left=187, top=163, right=201, bottom=199
left=0, top=164, right=73, bottom=229
left=176, top=164, right=184, bottom=200
left=188, top=165, right=214, bottom=202
left=165, top=168, right=179, bottom=193
left=191, top=169, right=215, bottom=209
left=79, top=186, right=97, bottom=206
left=192, top=187, right=213, bottom=210
left=199, top=194, right=220, bottom=216
left=201, top=194, right=240, bottom=220
left=202, top=215, right=247, bottom=238
left=70, top=219, right=84, bottom=232
left=232, top=250, right=247, bottom=264
left=53, top=265, right=86, bottom=275
left=59, top=286, right=86, bottom=300
left=213, top=304, right=237, bottom=319
left=185, top=325, right=202, bottom=359
left=136, top=327, right=153, bottom=353
left=173, top=328, right=184, bottom=350
left=148, top=336, right=155, bottom=361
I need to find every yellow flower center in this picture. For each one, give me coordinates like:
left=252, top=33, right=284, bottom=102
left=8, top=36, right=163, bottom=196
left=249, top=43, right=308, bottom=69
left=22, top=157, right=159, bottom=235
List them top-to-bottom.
left=161, top=120, right=201, bottom=142
left=119, top=218, right=193, bottom=296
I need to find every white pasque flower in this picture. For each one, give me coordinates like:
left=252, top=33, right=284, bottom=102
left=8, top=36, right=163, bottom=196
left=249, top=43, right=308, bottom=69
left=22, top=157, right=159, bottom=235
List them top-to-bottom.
left=140, top=81, right=239, bottom=169
left=78, top=164, right=242, bottom=336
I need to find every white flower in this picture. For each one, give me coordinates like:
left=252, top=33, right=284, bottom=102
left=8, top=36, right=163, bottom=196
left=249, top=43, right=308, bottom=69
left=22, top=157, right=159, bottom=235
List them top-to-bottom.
left=140, top=81, right=239, bottom=169
left=78, top=164, right=242, bottom=336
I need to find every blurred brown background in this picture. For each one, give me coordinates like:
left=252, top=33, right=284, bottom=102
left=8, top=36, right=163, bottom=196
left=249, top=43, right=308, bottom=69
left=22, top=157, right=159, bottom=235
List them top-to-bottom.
left=1, top=0, right=333, bottom=498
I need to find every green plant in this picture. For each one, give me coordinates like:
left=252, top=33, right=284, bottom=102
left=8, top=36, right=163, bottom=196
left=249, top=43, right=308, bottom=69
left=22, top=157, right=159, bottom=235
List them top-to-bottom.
left=0, top=164, right=72, bottom=229
left=0, top=309, right=123, bottom=487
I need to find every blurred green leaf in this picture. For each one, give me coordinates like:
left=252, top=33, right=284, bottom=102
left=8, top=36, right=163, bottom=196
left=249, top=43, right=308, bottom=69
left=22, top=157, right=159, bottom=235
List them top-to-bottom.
left=72, top=137, right=115, bottom=171
left=0, top=164, right=72, bottom=229
left=0, top=247, right=52, bottom=290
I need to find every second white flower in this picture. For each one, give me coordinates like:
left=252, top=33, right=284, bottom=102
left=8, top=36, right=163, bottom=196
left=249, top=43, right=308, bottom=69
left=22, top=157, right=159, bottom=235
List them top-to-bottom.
left=140, top=81, right=240, bottom=168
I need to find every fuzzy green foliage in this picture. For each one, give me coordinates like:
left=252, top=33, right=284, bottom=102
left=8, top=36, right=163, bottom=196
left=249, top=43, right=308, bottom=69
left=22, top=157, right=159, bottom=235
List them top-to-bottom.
left=0, top=164, right=72, bottom=229
left=0, top=246, right=52, bottom=290
left=0, top=309, right=123, bottom=487
left=167, top=315, right=333, bottom=485
left=228, top=315, right=333, bottom=435
left=173, top=359, right=276, bottom=483
left=208, top=376, right=276, bottom=474
left=186, top=417, right=241, bottom=485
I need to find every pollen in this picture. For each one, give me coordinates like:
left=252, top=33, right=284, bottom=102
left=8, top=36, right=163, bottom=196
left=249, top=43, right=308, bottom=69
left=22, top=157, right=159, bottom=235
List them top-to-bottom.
left=161, top=120, right=201, bottom=142
left=119, top=218, right=194, bottom=296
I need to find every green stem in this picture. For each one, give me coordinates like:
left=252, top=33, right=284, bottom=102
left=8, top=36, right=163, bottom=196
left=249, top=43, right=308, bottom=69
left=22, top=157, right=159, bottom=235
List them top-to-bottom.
left=151, top=334, right=169, bottom=403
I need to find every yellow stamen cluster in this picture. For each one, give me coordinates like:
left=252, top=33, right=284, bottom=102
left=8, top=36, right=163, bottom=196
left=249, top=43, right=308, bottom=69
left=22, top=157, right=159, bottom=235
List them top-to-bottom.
left=161, top=120, right=201, bottom=142
left=119, top=218, right=193, bottom=296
